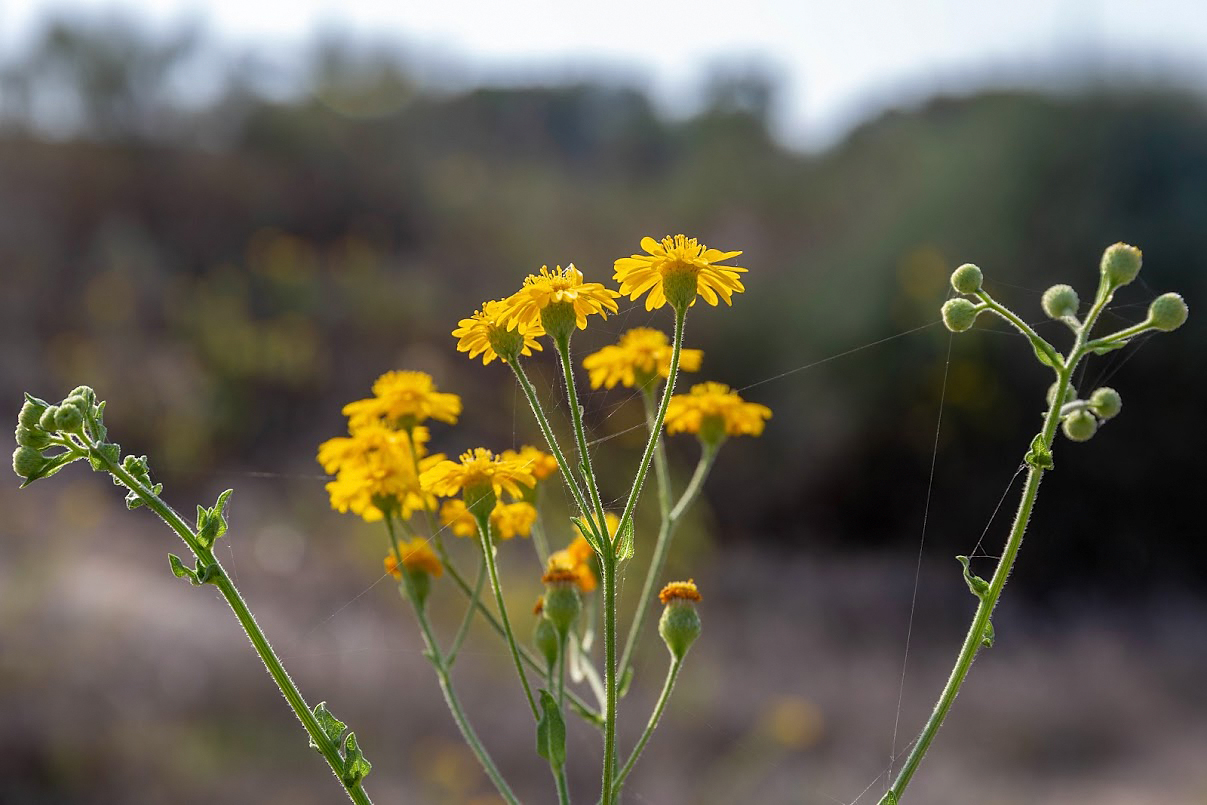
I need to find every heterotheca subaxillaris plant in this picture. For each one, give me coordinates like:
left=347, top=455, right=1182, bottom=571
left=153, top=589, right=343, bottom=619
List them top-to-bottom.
left=11, top=237, right=1186, bottom=805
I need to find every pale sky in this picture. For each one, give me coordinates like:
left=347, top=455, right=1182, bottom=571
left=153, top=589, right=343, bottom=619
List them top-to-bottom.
left=3, top=0, right=1205, bottom=147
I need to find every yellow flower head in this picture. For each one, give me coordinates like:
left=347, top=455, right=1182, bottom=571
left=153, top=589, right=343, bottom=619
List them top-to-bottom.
left=614, top=235, right=747, bottom=311
left=501, top=264, right=619, bottom=339
left=453, top=298, right=545, bottom=365
left=582, top=327, right=704, bottom=390
left=342, top=371, right=462, bottom=430
left=665, top=382, right=772, bottom=442
left=318, top=425, right=442, bottom=521
left=500, top=445, right=559, bottom=481
left=421, top=447, right=537, bottom=504
left=439, top=498, right=538, bottom=540
left=546, top=535, right=598, bottom=593
left=385, top=537, right=444, bottom=579
left=658, top=579, right=701, bottom=605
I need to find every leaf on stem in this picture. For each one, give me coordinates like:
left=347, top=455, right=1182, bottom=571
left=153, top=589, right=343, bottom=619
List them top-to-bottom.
left=1023, top=434, right=1053, bottom=470
left=196, top=488, right=234, bottom=548
left=571, top=516, right=606, bottom=556
left=614, top=516, right=635, bottom=562
left=168, top=553, right=200, bottom=585
left=956, top=555, right=990, bottom=600
left=536, top=689, right=567, bottom=768
left=309, top=701, right=347, bottom=751
left=341, top=732, right=372, bottom=785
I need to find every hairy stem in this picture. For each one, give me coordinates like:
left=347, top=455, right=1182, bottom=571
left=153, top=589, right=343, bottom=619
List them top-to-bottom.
left=556, top=335, right=609, bottom=539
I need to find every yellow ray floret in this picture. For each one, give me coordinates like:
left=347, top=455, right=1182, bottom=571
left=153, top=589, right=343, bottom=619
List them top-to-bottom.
left=614, top=235, right=746, bottom=310
left=501, top=264, right=619, bottom=331
left=453, top=298, right=545, bottom=365
left=582, top=327, right=703, bottom=390
left=342, top=370, right=462, bottom=429
left=665, top=382, right=772, bottom=438
left=318, top=424, right=442, bottom=521
left=500, top=445, right=559, bottom=481
left=421, top=447, right=537, bottom=501
left=439, top=498, right=538, bottom=540
left=385, top=537, right=444, bottom=578
left=659, top=579, right=701, bottom=604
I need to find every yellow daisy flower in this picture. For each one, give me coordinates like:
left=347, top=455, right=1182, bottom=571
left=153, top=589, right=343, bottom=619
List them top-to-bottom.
left=614, top=235, right=747, bottom=311
left=501, top=264, right=619, bottom=338
left=453, top=298, right=545, bottom=365
left=582, top=327, right=704, bottom=390
left=342, top=370, right=462, bottom=430
left=665, top=382, right=772, bottom=441
left=318, top=425, right=442, bottom=521
left=500, top=445, right=559, bottom=481
left=421, top=447, right=537, bottom=504
left=439, top=499, right=538, bottom=540
left=546, top=535, right=598, bottom=593
left=385, top=537, right=444, bottom=578
left=658, top=579, right=701, bottom=604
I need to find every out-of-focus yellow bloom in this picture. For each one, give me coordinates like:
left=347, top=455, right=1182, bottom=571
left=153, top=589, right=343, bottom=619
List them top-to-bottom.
left=614, top=235, right=746, bottom=311
left=501, top=265, right=619, bottom=332
left=453, top=299, right=545, bottom=365
left=582, top=327, right=703, bottom=390
left=342, top=371, right=462, bottom=429
left=665, top=382, right=772, bottom=440
left=318, top=425, right=442, bottom=521
left=500, top=445, right=558, bottom=481
left=421, top=447, right=537, bottom=501
left=439, top=498, right=538, bottom=540
left=573, top=512, right=620, bottom=543
left=546, top=535, right=597, bottom=593
left=385, top=537, right=444, bottom=578
left=658, top=579, right=701, bottom=604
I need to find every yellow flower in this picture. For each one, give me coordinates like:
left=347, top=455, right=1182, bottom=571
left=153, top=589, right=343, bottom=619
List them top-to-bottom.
left=614, top=235, right=746, bottom=311
left=501, top=264, right=619, bottom=337
left=453, top=299, right=545, bottom=365
left=582, top=327, right=704, bottom=390
left=342, top=371, right=462, bottom=430
left=665, top=382, right=772, bottom=440
left=318, top=425, right=442, bottom=521
left=500, top=445, right=559, bottom=481
left=421, top=447, right=537, bottom=502
left=439, top=499, right=538, bottom=540
left=574, top=512, right=620, bottom=543
left=546, top=535, right=598, bottom=593
left=385, top=537, right=444, bottom=578
left=658, top=579, right=701, bottom=604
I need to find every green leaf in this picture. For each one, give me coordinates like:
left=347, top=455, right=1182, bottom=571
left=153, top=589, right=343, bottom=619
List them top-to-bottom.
left=1028, top=336, right=1061, bottom=369
left=1092, top=340, right=1128, bottom=356
left=1024, top=434, right=1054, bottom=470
left=87, top=443, right=120, bottom=472
left=19, top=452, right=78, bottom=488
left=125, top=483, right=161, bottom=510
left=196, top=489, right=233, bottom=548
left=571, top=516, right=605, bottom=556
left=614, top=516, right=635, bottom=562
left=168, top=554, right=199, bottom=585
left=957, top=555, right=990, bottom=600
left=981, top=619, right=995, bottom=649
left=535, top=689, right=566, bottom=769
left=309, top=702, right=347, bottom=751
left=341, top=732, right=372, bottom=785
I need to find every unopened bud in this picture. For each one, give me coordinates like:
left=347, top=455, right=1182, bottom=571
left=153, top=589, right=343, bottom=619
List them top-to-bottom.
left=1100, top=243, right=1142, bottom=288
left=950, top=264, right=983, bottom=294
left=1041, top=284, right=1079, bottom=320
left=1148, top=293, right=1188, bottom=332
left=941, top=298, right=980, bottom=332
left=1046, top=382, right=1077, bottom=408
left=1088, top=387, right=1122, bottom=420
left=19, top=397, right=48, bottom=429
left=54, top=404, right=84, bottom=433
left=38, top=406, right=59, bottom=432
left=1062, top=410, right=1098, bottom=442
left=15, top=425, right=50, bottom=450
left=12, top=446, right=43, bottom=479
left=540, top=574, right=582, bottom=637
left=658, top=580, right=702, bottom=661
left=533, top=600, right=560, bottom=670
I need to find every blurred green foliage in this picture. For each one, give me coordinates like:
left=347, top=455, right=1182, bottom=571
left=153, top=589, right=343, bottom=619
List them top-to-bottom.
left=2, top=16, right=1204, bottom=597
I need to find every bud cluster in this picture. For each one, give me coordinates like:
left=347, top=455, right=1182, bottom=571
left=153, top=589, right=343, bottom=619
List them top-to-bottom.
left=1054, top=385, right=1123, bottom=443
left=12, top=386, right=106, bottom=486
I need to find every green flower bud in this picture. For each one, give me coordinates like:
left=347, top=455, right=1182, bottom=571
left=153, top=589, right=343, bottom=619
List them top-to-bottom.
left=1100, top=242, right=1142, bottom=288
left=950, top=263, right=983, bottom=294
left=1041, top=284, right=1079, bottom=320
left=1148, top=292, right=1188, bottom=332
left=941, top=298, right=980, bottom=333
left=539, top=301, right=578, bottom=344
left=1046, top=382, right=1077, bottom=408
left=68, top=386, right=96, bottom=406
left=1088, top=387, right=1122, bottom=420
left=19, top=397, right=49, bottom=429
left=54, top=404, right=84, bottom=433
left=39, top=406, right=59, bottom=432
left=1062, top=410, right=1098, bottom=442
left=15, top=424, right=51, bottom=450
left=12, top=445, right=44, bottom=479
left=407, top=570, right=432, bottom=610
left=540, top=579, right=582, bottom=638
left=658, top=581, right=702, bottom=661
left=533, top=601, right=560, bottom=670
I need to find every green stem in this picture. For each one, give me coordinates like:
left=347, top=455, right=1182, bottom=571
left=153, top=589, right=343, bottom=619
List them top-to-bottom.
left=975, top=292, right=1064, bottom=369
left=556, top=335, right=610, bottom=539
left=642, top=385, right=673, bottom=519
left=618, top=443, right=717, bottom=679
left=101, top=455, right=372, bottom=805
left=473, top=508, right=540, bottom=719
left=386, top=518, right=520, bottom=805
left=600, top=553, right=619, bottom=805
left=447, top=554, right=487, bottom=666
left=553, top=631, right=572, bottom=805
left=615, top=657, right=683, bottom=788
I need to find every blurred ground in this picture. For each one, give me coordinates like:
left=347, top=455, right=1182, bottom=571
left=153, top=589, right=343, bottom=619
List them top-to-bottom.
left=3, top=476, right=1206, bottom=804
